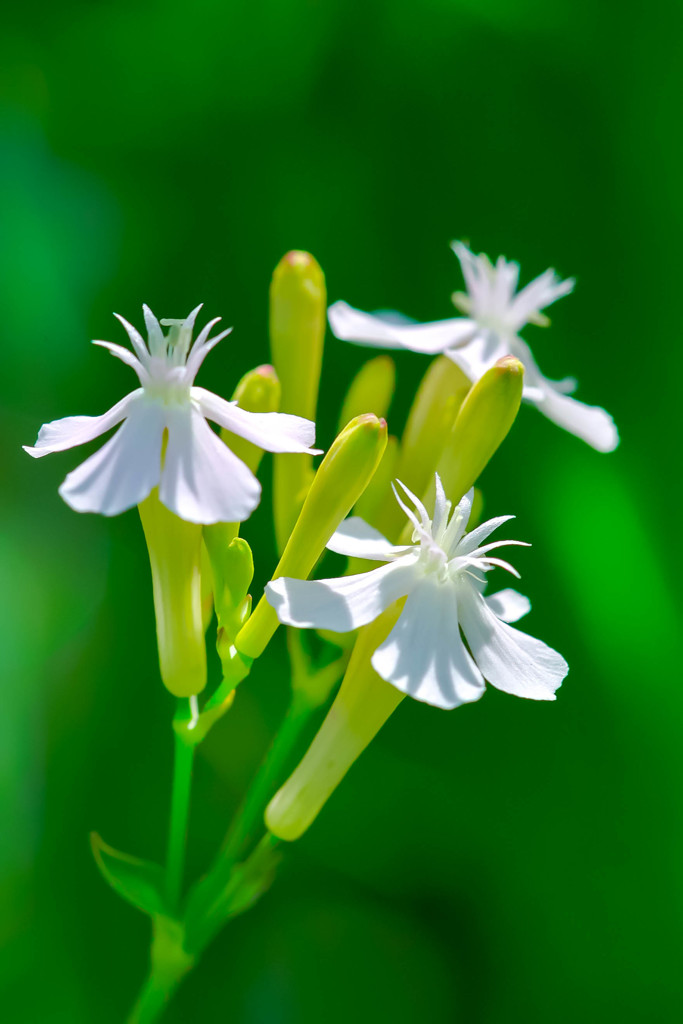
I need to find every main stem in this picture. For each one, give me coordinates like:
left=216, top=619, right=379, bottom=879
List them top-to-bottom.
left=219, top=692, right=312, bottom=866
left=166, top=700, right=196, bottom=912
left=127, top=972, right=180, bottom=1024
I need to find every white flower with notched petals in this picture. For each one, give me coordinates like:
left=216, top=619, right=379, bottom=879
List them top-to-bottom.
left=328, top=242, right=618, bottom=453
left=24, top=305, right=321, bottom=524
left=266, top=475, right=568, bottom=710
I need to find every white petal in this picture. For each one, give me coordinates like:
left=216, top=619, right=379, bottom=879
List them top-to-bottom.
left=508, top=269, right=574, bottom=331
left=328, top=301, right=477, bottom=354
left=142, top=305, right=165, bottom=358
left=113, top=312, right=150, bottom=365
left=184, top=327, right=232, bottom=381
left=92, top=341, right=148, bottom=383
left=534, top=385, right=619, bottom=453
left=193, top=387, right=320, bottom=453
left=23, top=391, right=143, bottom=458
left=58, top=400, right=165, bottom=515
left=160, top=407, right=261, bottom=524
left=440, top=486, right=475, bottom=552
left=456, top=515, right=516, bottom=556
left=326, top=517, right=413, bottom=561
left=266, top=558, right=418, bottom=632
left=371, top=578, right=485, bottom=710
left=458, top=584, right=567, bottom=700
left=485, top=588, right=531, bottom=623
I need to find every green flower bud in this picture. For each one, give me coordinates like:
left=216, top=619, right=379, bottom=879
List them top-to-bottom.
left=270, top=251, right=326, bottom=552
left=338, top=355, right=395, bottom=432
left=437, top=355, right=524, bottom=501
left=376, top=356, right=469, bottom=541
left=205, top=364, right=279, bottom=596
left=221, top=364, right=281, bottom=476
left=236, top=414, right=388, bottom=660
left=354, top=434, right=399, bottom=530
left=138, top=489, right=206, bottom=697
left=203, top=533, right=254, bottom=653
left=265, top=603, right=405, bottom=841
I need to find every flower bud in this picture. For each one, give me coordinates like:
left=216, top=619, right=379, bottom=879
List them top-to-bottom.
left=270, top=251, right=326, bottom=552
left=338, top=355, right=395, bottom=432
left=376, top=356, right=469, bottom=541
left=437, top=356, right=524, bottom=501
left=205, top=364, right=279, bottom=595
left=221, top=364, right=281, bottom=476
left=236, top=414, right=388, bottom=660
left=353, top=435, right=399, bottom=530
left=138, top=489, right=206, bottom=697
left=203, top=533, right=254, bottom=650
left=265, top=603, right=405, bottom=841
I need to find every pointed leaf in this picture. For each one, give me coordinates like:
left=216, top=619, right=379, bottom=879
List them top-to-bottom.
left=90, top=832, right=169, bottom=917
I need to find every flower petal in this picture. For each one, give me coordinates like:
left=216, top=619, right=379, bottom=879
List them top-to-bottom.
left=507, top=268, right=574, bottom=332
left=328, top=301, right=477, bottom=354
left=142, top=304, right=165, bottom=358
left=113, top=312, right=150, bottom=365
left=184, top=327, right=232, bottom=381
left=92, top=341, right=148, bottom=383
left=534, top=385, right=619, bottom=453
left=193, top=387, right=320, bottom=453
left=23, top=390, right=143, bottom=458
left=58, top=399, right=165, bottom=515
left=160, top=407, right=261, bottom=524
left=456, top=515, right=516, bottom=556
left=326, top=517, right=413, bottom=561
left=266, top=558, right=418, bottom=633
left=371, top=578, right=485, bottom=710
left=458, top=584, right=567, bottom=700
left=485, top=588, right=531, bottom=623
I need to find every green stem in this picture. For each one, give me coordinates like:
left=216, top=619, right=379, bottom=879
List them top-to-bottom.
left=220, top=692, right=312, bottom=865
left=166, top=701, right=195, bottom=912
left=126, top=971, right=180, bottom=1024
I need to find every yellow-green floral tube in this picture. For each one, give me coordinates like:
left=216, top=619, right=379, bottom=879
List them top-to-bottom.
left=138, top=489, right=206, bottom=697
left=265, top=604, right=404, bottom=841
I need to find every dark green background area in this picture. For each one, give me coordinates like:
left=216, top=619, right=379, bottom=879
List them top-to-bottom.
left=1, top=1, right=681, bottom=1021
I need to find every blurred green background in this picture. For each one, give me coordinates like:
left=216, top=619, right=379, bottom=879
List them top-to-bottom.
left=2, top=1, right=681, bottom=1021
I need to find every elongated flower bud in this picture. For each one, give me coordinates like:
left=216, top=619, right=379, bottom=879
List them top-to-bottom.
left=270, top=251, right=326, bottom=552
left=338, top=355, right=395, bottom=431
left=437, top=355, right=524, bottom=501
left=375, top=356, right=469, bottom=541
left=222, top=364, right=281, bottom=476
left=236, top=414, right=388, bottom=660
left=354, top=435, right=399, bottom=529
left=139, top=489, right=206, bottom=697
left=265, top=604, right=404, bottom=841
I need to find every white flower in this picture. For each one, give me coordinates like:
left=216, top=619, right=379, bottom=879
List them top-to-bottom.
left=328, top=242, right=618, bottom=453
left=24, top=305, right=321, bottom=524
left=266, top=475, right=568, bottom=710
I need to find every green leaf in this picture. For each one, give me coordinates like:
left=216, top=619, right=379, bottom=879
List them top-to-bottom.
left=90, top=832, right=169, bottom=917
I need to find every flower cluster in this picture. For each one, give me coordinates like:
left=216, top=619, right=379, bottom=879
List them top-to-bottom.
left=23, top=244, right=618, bottom=1011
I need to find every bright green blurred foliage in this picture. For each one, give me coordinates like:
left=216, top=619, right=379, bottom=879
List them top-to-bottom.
left=1, top=1, right=682, bottom=1021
